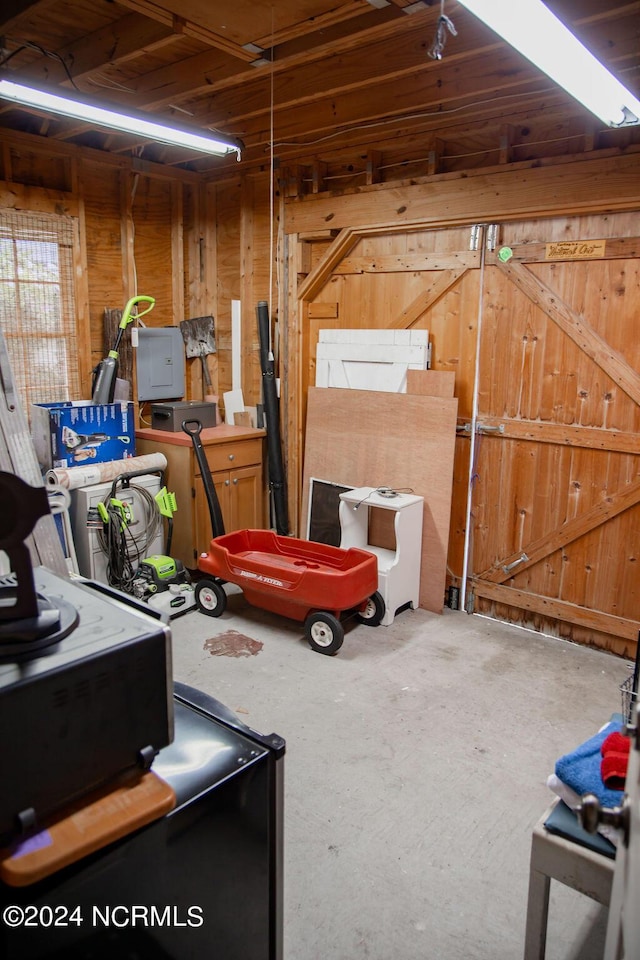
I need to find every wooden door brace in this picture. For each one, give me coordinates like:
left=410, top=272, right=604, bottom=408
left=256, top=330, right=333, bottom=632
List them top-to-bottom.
left=496, top=260, right=640, bottom=406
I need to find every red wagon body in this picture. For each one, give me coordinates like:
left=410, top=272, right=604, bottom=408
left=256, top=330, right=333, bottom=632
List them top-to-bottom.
left=196, top=529, right=383, bottom=654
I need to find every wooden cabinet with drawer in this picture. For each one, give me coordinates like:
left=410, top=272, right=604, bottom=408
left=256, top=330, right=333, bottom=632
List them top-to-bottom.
left=135, top=425, right=266, bottom=568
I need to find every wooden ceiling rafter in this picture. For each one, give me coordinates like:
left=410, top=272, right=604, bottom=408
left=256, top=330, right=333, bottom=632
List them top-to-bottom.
left=0, top=0, right=637, bottom=176
left=0, top=0, right=58, bottom=37
left=110, top=0, right=256, bottom=63
left=112, top=0, right=408, bottom=62
left=247, top=0, right=398, bottom=50
left=89, top=4, right=438, bottom=112
left=8, top=14, right=180, bottom=86
left=190, top=17, right=638, bottom=133
left=192, top=33, right=504, bottom=128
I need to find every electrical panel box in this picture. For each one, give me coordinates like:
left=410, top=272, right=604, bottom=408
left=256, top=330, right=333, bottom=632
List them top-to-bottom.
left=136, top=327, right=186, bottom=402
left=69, top=474, right=164, bottom=584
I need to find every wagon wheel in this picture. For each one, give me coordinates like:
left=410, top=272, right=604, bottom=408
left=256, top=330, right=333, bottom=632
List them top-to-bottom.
left=195, top=579, right=227, bottom=617
left=356, top=591, right=385, bottom=627
left=304, top=612, right=344, bottom=656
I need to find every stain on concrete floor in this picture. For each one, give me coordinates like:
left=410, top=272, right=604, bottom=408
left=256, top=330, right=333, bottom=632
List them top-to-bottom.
left=204, top=629, right=263, bottom=658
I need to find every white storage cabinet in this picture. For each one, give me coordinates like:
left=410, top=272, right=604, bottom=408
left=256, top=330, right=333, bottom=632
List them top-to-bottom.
left=339, top=486, right=424, bottom=626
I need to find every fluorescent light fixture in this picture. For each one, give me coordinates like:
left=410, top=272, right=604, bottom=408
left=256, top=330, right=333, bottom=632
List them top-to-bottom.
left=456, top=0, right=640, bottom=127
left=0, top=78, right=244, bottom=156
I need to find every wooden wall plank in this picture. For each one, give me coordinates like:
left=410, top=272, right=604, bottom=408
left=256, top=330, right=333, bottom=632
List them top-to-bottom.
left=284, top=154, right=640, bottom=234
left=67, top=157, right=91, bottom=401
left=78, top=163, right=128, bottom=380
left=119, top=168, right=136, bottom=306
left=243, top=172, right=274, bottom=409
left=130, top=176, right=175, bottom=326
left=213, top=177, right=241, bottom=410
left=0, top=180, right=77, bottom=217
left=171, top=180, right=184, bottom=326
left=298, top=228, right=360, bottom=300
left=335, top=251, right=480, bottom=273
left=496, top=260, right=640, bottom=407
left=389, top=269, right=467, bottom=329
left=308, top=303, right=339, bottom=319
left=302, top=387, right=458, bottom=614
left=485, top=418, right=640, bottom=454
left=478, top=473, right=640, bottom=583
left=473, top=581, right=639, bottom=650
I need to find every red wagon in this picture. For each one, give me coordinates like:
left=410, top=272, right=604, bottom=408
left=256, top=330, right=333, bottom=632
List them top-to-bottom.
left=195, top=528, right=384, bottom=655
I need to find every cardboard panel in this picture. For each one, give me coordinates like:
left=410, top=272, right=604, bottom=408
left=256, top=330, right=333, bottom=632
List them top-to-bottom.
left=301, top=387, right=458, bottom=613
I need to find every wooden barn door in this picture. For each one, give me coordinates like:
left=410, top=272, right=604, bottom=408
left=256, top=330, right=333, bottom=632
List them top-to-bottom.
left=468, top=213, right=640, bottom=656
left=296, top=223, right=485, bottom=565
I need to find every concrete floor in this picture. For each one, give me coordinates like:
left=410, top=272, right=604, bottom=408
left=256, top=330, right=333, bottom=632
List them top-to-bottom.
left=171, top=590, right=630, bottom=960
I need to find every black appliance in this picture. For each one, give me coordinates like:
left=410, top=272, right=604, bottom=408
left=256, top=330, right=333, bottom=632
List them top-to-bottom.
left=0, top=567, right=173, bottom=844
left=0, top=682, right=285, bottom=960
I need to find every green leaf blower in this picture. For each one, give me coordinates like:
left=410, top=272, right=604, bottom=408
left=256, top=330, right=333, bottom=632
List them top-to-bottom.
left=92, top=295, right=155, bottom=403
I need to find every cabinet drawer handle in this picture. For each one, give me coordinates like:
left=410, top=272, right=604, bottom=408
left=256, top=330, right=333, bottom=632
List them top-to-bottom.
left=228, top=454, right=235, bottom=461
left=233, top=478, right=238, bottom=485
left=225, top=479, right=230, bottom=486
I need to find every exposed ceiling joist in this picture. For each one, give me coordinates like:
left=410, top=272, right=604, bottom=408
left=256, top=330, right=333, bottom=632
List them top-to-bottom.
left=0, top=0, right=636, bottom=178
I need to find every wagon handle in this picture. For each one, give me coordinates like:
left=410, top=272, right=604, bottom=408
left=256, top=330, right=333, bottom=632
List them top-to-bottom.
left=181, top=418, right=225, bottom=538
left=181, top=418, right=202, bottom=439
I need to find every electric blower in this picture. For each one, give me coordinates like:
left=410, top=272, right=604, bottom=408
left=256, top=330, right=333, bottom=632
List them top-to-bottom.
left=92, top=295, right=155, bottom=403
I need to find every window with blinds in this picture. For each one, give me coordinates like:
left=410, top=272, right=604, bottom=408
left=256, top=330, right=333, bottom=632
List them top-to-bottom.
left=0, top=210, right=80, bottom=418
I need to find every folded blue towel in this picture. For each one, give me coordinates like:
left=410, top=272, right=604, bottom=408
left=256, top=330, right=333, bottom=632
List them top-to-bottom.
left=555, top=721, right=625, bottom=808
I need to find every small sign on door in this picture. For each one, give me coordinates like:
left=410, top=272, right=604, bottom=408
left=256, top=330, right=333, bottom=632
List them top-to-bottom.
left=544, top=239, right=607, bottom=260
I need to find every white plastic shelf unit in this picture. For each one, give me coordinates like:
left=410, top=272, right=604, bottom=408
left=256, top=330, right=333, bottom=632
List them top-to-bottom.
left=338, top=486, right=424, bottom=626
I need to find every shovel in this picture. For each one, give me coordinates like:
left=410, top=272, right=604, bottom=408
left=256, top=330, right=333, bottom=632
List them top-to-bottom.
left=179, top=316, right=216, bottom=398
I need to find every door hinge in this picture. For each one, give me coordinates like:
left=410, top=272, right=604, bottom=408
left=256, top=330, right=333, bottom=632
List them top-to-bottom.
left=469, top=224, right=483, bottom=251
left=486, top=224, right=500, bottom=251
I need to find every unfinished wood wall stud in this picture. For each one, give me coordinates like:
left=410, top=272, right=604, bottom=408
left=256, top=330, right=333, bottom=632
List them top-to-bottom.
left=499, top=124, right=514, bottom=165
left=427, top=138, right=443, bottom=177
left=366, top=150, right=381, bottom=186
left=311, top=161, right=327, bottom=194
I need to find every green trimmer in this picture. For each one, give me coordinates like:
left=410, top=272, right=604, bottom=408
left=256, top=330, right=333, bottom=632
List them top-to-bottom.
left=92, top=295, right=155, bottom=403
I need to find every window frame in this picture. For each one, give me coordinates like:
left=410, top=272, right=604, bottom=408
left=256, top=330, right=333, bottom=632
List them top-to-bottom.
left=0, top=182, right=91, bottom=418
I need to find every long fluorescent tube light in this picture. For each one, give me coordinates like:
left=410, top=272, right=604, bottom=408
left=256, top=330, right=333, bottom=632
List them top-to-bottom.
left=456, top=0, right=640, bottom=127
left=0, top=78, right=244, bottom=156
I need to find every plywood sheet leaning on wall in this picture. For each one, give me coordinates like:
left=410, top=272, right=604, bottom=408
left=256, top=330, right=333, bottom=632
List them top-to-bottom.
left=406, top=369, right=456, bottom=398
left=302, top=387, right=458, bottom=614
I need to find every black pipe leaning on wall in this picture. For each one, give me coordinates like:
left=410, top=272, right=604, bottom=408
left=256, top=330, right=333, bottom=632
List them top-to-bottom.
left=256, top=300, right=289, bottom=536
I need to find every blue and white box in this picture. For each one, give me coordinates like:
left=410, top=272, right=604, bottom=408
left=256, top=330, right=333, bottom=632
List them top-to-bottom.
left=32, top=400, right=135, bottom=470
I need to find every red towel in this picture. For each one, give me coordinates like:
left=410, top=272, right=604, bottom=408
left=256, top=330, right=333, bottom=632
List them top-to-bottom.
left=601, top=731, right=630, bottom=790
